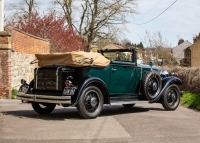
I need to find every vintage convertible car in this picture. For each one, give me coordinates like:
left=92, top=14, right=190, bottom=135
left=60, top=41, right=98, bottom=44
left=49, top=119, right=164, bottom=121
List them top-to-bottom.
left=17, top=48, right=182, bottom=119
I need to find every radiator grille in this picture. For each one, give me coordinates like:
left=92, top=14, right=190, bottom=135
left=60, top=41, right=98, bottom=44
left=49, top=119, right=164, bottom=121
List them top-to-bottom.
left=35, top=68, right=62, bottom=91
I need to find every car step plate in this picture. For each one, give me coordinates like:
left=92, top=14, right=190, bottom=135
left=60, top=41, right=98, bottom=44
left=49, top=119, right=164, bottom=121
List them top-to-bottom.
left=110, top=100, right=148, bottom=105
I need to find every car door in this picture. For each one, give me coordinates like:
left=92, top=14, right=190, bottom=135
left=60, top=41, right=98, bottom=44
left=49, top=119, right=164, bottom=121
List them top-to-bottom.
left=108, top=63, right=141, bottom=96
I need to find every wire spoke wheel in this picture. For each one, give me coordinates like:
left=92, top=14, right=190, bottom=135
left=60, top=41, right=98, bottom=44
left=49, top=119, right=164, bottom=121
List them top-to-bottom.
left=142, top=71, right=162, bottom=100
left=147, top=78, right=159, bottom=98
left=162, top=84, right=180, bottom=111
left=77, top=86, right=103, bottom=119
left=167, top=88, right=178, bottom=106
left=84, top=90, right=99, bottom=113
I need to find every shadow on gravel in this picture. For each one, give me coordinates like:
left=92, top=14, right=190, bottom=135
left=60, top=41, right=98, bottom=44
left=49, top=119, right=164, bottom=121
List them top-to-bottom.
left=2, top=105, right=165, bottom=120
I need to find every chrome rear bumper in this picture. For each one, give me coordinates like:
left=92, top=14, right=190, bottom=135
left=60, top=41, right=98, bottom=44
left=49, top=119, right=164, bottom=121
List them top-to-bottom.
left=16, top=92, right=71, bottom=105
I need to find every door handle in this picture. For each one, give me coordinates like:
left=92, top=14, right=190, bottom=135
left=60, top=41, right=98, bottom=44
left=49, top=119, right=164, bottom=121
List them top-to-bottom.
left=111, top=68, right=117, bottom=71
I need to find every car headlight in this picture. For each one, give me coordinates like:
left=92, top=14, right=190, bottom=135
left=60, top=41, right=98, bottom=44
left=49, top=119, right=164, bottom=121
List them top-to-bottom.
left=159, top=70, right=169, bottom=78
left=21, top=79, right=27, bottom=85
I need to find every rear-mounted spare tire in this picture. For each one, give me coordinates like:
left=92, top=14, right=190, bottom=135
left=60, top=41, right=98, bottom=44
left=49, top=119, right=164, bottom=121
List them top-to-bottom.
left=142, top=71, right=162, bottom=100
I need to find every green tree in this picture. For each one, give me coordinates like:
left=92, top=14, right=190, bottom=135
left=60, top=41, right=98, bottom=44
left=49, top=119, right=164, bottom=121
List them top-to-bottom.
left=137, top=42, right=144, bottom=49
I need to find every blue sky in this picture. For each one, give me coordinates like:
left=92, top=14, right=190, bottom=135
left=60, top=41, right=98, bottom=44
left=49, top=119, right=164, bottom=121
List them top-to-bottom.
left=4, top=0, right=200, bottom=47
left=126, top=0, right=200, bottom=47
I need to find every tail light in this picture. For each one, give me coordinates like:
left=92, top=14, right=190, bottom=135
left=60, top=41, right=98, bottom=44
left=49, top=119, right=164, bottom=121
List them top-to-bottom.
left=65, top=80, right=72, bottom=87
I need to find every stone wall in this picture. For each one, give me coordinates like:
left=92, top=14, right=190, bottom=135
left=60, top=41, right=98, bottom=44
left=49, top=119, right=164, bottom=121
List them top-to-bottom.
left=11, top=52, right=36, bottom=90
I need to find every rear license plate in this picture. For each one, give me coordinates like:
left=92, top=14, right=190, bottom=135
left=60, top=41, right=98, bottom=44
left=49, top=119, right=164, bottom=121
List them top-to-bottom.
left=63, top=87, right=76, bottom=95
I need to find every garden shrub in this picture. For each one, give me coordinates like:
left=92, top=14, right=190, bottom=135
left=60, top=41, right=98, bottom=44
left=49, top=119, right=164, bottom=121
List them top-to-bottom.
left=163, top=67, right=200, bottom=94
left=11, top=88, right=18, bottom=99
left=181, top=91, right=200, bottom=111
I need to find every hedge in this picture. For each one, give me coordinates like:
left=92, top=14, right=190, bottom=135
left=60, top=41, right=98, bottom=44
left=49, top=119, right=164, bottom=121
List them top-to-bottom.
left=161, top=67, right=200, bottom=94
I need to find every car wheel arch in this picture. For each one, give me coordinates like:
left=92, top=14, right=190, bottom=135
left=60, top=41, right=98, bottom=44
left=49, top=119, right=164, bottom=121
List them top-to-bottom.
left=150, top=76, right=182, bottom=103
left=161, top=76, right=182, bottom=87
left=72, top=77, right=110, bottom=106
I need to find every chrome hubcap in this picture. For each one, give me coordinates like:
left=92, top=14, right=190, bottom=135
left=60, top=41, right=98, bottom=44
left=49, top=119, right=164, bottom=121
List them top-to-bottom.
left=148, top=78, right=159, bottom=98
left=152, top=82, right=158, bottom=90
left=167, top=89, right=177, bottom=106
left=84, top=90, right=99, bottom=113
left=90, top=97, right=98, bottom=108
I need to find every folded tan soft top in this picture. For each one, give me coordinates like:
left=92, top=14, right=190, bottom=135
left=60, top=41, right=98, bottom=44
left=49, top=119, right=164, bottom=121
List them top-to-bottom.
left=35, top=51, right=110, bottom=67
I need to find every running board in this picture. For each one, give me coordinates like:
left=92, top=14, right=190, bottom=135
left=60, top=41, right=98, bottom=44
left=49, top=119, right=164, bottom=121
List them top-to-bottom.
left=110, top=100, right=148, bottom=105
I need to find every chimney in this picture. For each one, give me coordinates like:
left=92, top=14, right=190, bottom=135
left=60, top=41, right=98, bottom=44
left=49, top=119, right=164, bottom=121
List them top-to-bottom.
left=193, top=37, right=197, bottom=43
left=178, top=39, right=184, bottom=45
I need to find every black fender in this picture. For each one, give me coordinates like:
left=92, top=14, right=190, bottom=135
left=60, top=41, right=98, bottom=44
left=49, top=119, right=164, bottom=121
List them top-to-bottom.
left=149, top=76, right=182, bottom=103
left=72, top=77, right=110, bottom=106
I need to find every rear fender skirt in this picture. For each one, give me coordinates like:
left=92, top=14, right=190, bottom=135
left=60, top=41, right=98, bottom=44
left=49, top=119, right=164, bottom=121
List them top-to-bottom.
left=149, top=76, right=182, bottom=103
left=72, top=77, right=109, bottom=106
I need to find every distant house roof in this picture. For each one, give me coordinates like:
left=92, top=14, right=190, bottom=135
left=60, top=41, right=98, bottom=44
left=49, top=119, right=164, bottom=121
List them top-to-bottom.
left=172, top=40, right=192, bottom=63
left=102, top=43, right=125, bottom=50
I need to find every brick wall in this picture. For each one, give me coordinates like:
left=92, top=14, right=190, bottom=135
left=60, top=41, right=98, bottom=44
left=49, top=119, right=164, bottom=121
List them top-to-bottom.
left=5, top=26, right=49, bottom=54
left=0, top=27, right=50, bottom=99
left=0, top=32, right=12, bottom=98
left=190, top=40, right=200, bottom=67
left=0, top=50, right=12, bottom=98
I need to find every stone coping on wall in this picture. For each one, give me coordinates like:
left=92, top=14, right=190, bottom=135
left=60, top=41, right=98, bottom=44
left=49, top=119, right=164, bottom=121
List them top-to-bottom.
left=5, top=26, right=49, bottom=42
left=0, top=30, right=12, bottom=49
left=0, top=31, right=11, bottom=37
left=0, top=45, right=12, bottom=49
left=0, top=47, right=15, bottom=52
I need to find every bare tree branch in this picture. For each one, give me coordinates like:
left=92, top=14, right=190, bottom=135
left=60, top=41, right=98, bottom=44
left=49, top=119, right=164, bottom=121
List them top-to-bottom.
left=8, top=0, right=37, bottom=20
left=52, top=0, right=137, bottom=51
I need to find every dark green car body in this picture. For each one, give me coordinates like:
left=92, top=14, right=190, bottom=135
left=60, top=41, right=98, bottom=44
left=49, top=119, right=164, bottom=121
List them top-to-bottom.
left=17, top=48, right=182, bottom=119
left=77, top=61, right=157, bottom=96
